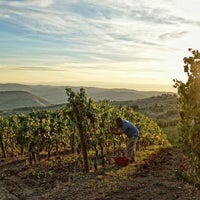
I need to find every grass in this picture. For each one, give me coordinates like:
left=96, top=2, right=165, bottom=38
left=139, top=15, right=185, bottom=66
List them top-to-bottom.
left=162, top=126, right=179, bottom=146
left=84, top=145, right=164, bottom=193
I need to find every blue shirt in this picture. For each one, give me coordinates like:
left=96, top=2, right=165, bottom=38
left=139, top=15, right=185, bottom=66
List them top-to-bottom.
left=121, top=120, right=139, bottom=138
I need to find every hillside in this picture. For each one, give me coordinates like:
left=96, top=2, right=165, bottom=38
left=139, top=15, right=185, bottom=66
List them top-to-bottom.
left=0, top=83, right=172, bottom=104
left=0, top=91, right=51, bottom=111
left=112, top=93, right=179, bottom=127
left=1, top=146, right=200, bottom=200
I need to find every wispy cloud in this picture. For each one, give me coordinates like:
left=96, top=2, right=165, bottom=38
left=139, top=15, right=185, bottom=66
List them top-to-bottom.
left=0, top=0, right=54, bottom=8
left=0, top=0, right=198, bottom=52
left=159, top=31, right=188, bottom=40
left=0, top=65, right=69, bottom=72
left=14, top=66, right=66, bottom=71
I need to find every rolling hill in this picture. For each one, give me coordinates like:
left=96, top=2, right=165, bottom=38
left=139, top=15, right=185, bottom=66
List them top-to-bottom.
left=0, top=83, right=172, bottom=104
left=0, top=85, right=178, bottom=121
left=0, top=91, right=51, bottom=111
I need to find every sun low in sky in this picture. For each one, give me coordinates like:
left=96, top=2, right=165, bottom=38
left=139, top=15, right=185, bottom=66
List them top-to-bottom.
left=0, top=0, right=199, bottom=92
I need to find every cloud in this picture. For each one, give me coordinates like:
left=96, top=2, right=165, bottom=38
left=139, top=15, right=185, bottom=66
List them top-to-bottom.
left=0, top=0, right=54, bottom=8
left=1, top=0, right=200, bottom=42
left=33, top=0, right=54, bottom=7
left=159, top=31, right=188, bottom=40
left=0, top=66, right=66, bottom=72
left=16, top=67, right=66, bottom=71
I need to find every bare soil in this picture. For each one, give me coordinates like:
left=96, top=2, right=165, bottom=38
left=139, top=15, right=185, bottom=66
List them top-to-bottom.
left=1, top=146, right=200, bottom=200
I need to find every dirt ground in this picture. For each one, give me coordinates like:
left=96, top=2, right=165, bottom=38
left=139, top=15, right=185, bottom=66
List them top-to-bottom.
left=1, top=146, right=200, bottom=200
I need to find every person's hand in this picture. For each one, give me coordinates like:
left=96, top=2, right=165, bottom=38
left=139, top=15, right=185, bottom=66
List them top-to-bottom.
left=110, top=127, right=118, bottom=134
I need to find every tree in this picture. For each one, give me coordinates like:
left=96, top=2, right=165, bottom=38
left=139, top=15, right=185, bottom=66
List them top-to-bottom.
left=174, top=49, right=200, bottom=172
left=65, top=88, right=90, bottom=173
left=0, top=117, right=8, bottom=158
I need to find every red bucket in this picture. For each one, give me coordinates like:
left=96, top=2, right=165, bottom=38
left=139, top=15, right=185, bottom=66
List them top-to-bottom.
left=114, top=156, right=129, bottom=166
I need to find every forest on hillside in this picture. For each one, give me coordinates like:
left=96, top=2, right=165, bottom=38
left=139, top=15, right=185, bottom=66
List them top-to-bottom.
left=112, top=93, right=179, bottom=128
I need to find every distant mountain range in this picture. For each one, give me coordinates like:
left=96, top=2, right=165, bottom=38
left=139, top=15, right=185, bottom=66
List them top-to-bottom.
left=0, top=83, right=174, bottom=112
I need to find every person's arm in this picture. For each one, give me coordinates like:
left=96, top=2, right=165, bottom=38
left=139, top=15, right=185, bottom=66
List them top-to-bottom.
left=111, top=127, right=124, bottom=135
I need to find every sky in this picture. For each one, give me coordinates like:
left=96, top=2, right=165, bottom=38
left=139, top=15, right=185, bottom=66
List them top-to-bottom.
left=0, top=0, right=199, bottom=92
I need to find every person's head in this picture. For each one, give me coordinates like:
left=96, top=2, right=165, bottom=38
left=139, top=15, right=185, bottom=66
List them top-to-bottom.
left=116, top=117, right=123, bottom=127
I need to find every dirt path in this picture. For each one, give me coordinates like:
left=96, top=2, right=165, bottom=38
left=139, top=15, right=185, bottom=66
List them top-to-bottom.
left=1, top=146, right=200, bottom=200
left=103, top=147, right=200, bottom=200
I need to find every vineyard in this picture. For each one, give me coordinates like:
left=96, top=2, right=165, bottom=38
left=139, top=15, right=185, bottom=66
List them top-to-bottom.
left=0, top=88, right=168, bottom=172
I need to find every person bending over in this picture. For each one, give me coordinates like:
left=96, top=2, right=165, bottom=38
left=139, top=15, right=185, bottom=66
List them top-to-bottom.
left=111, top=117, right=139, bottom=163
